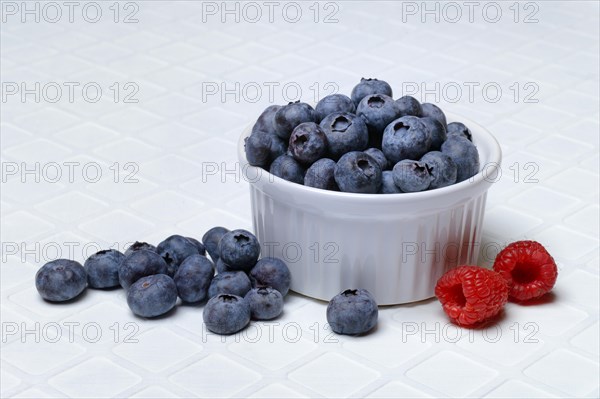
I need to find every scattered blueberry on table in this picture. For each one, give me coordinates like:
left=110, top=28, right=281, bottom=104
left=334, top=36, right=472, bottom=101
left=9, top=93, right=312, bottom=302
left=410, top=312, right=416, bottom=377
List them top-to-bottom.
left=245, top=77, right=481, bottom=193
left=326, top=289, right=379, bottom=335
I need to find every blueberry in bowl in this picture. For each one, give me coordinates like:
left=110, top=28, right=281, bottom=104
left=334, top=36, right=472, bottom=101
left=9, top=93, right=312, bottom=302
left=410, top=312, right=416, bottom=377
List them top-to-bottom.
left=238, top=78, right=501, bottom=305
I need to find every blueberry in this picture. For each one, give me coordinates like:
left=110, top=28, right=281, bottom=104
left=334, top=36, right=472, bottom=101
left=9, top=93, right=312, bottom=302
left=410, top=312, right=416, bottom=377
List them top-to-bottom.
left=351, top=78, right=393, bottom=106
left=315, top=94, right=356, bottom=122
left=356, top=94, right=400, bottom=146
left=396, top=95, right=423, bottom=117
left=273, top=101, right=317, bottom=140
left=421, top=103, right=447, bottom=127
left=252, top=104, right=281, bottom=135
left=319, top=112, right=368, bottom=159
left=382, top=116, right=432, bottom=164
left=420, top=116, right=447, bottom=151
left=446, top=121, right=472, bottom=141
left=288, top=122, right=329, bottom=165
left=245, top=132, right=275, bottom=168
left=441, top=136, right=480, bottom=182
left=364, top=148, right=389, bottom=171
left=334, top=151, right=382, bottom=194
left=420, top=151, right=457, bottom=189
left=269, top=154, right=305, bottom=184
left=304, top=158, right=339, bottom=191
left=392, top=160, right=433, bottom=192
left=379, top=170, right=403, bottom=194
left=202, top=226, right=229, bottom=262
left=218, top=229, right=260, bottom=272
left=157, top=235, right=201, bottom=277
left=186, top=237, right=206, bottom=256
left=124, top=241, right=156, bottom=257
left=84, top=249, right=124, bottom=289
left=119, top=249, right=168, bottom=289
left=173, top=254, right=214, bottom=303
left=249, top=257, right=291, bottom=296
left=215, top=258, right=233, bottom=273
left=35, top=259, right=87, bottom=302
left=208, top=271, right=252, bottom=299
left=127, top=274, right=178, bottom=318
left=244, top=287, right=284, bottom=320
left=326, top=289, right=378, bottom=335
left=203, top=294, right=251, bottom=335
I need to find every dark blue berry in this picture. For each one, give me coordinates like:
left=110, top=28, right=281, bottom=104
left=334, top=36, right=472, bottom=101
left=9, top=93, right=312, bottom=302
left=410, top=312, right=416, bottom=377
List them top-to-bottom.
left=351, top=78, right=393, bottom=106
left=315, top=94, right=356, bottom=122
left=356, top=94, right=400, bottom=147
left=396, top=95, right=423, bottom=117
left=273, top=102, right=316, bottom=140
left=421, top=103, right=447, bottom=126
left=252, top=105, right=281, bottom=135
left=319, top=112, right=368, bottom=159
left=382, top=116, right=432, bottom=164
left=420, top=116, right=447, bottom=151
left=288, top=122, right=329, bottom=165
left=446, top=122, right=472, bottom=141
left=245, top=132, right=274, bottom=168
left=441, top=136, right=480, bottom=182
left=364, top=147, right=389, bottom=171
left=334, top=151, right=382, bottom=194
left=420, top=151, right=457, bottom=189
left=269, top=154, right=305, bottom=184
left=304, top=158, right=338, bottom=190
left=392, top=160, right=433, bottom=192
left=379, top=170, right=403, bottom=194
left=202, top=226, right=229, bottom=263
left=218, top=229, right=260, bottom=273
left=157, top=235, right=201, bottom=277
left=186, top=237, right=206, bottom=256
left=124, top=241, right=156, bottom=257
left=84, top=249, right=124, bottom=289
left=119, top=249, right=168, bottom=289
left=173, top=254, right=214, bottom=303
left=249, top=257, right=291, bottom=296
left=215, top=258, right=233, bottom=273
left=35, top=259, right=87, bottom=302
left=208, top=271, right=252, bottom=298
left=127, top=274, right=177, bottom=318
left=244, top=287, right=284, bottom=320
left=326, top=289, right=378, bottom=335
left=203, top=294, right=251, bottom=335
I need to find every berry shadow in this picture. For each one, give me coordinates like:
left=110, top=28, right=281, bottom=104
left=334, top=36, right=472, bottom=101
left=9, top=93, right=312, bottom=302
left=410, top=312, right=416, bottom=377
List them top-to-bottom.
left=41, top=288, right=89, bottom=304
left=512, top=291, right=557, bottom=307
left=130, top=304, right=179, bottom=321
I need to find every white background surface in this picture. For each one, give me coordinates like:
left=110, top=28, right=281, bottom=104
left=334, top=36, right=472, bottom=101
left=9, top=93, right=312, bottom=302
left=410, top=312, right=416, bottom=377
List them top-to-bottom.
left=1, top=1, right=599, bottom=398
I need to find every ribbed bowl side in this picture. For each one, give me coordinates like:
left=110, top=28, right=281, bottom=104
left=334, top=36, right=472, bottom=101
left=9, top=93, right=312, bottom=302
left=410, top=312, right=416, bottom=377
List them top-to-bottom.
left=251, top=185, right=489, bottom=305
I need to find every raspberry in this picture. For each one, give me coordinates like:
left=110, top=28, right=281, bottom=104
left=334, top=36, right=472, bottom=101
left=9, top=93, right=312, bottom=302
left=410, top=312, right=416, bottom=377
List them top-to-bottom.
left=493, top=240, right=557, bottom=302
left=435, top=266, right=508, bottom=327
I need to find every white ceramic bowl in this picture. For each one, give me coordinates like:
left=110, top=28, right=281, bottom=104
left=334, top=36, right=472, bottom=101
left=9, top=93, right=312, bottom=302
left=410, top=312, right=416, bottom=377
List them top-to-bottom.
left=237, top=113, right=501, bottom=305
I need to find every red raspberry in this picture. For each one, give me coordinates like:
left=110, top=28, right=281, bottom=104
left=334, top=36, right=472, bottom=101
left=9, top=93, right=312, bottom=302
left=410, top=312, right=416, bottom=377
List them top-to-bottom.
left=493, top=240, right=557, bottom=302
left=435, top=266, right=508, bottom=327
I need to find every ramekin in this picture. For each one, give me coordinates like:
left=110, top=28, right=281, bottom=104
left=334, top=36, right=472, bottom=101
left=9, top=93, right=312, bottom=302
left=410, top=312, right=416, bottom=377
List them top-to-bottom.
left=237, top=114, right=501, bottom=305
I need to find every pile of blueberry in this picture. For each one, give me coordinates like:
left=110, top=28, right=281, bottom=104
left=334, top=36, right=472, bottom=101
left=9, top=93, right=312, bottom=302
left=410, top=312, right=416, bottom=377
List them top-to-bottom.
left=245, top=78, right=480, bottom=193
left=35, top=228, right=292, bottom=335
